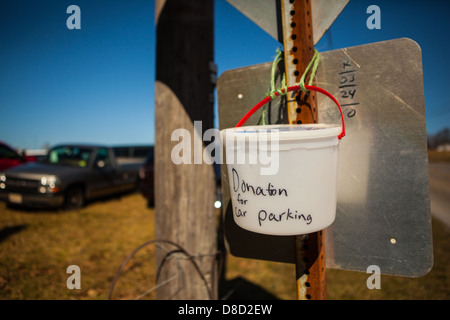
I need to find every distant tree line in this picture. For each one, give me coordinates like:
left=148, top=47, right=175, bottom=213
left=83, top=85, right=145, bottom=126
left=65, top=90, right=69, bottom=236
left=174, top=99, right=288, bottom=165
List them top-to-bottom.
left=428, top=128, right=450, bottom=149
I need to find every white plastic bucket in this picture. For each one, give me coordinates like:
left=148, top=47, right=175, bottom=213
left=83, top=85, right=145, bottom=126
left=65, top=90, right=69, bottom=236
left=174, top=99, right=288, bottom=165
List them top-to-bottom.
left=221, top=123, right=342, bottom=235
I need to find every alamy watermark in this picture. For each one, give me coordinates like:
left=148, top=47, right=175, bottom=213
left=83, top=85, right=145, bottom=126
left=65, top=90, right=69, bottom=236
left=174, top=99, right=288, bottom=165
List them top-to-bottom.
left=67, top=5, right=81, bottom=30
left=366, top=5, right=381, bottom=30
left=170, top=121, right=280, bottom=175
left=66, top=265, right=81, bottom=289
left=366, top=265, right=381, bottom=290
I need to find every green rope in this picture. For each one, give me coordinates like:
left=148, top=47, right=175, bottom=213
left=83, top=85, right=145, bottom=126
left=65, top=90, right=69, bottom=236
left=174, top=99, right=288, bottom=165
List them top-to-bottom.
left=260, top=48, right=320, bottom=125
left=261, top=48, right=286, bottom=125
left=268, top=48, right=286, bottom=99
left=298, top=49, right=320, bottom=91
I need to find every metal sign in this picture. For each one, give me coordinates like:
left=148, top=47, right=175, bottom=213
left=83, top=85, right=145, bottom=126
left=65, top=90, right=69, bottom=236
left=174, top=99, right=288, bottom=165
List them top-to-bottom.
left=226, top=0, right=350, bottom=45
left=218, top=38, right=433, bottom=277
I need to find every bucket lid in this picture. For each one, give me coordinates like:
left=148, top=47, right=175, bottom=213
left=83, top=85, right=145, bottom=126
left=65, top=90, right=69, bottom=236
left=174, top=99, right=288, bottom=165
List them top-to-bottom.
left=221, top=124, right=342, bottom=141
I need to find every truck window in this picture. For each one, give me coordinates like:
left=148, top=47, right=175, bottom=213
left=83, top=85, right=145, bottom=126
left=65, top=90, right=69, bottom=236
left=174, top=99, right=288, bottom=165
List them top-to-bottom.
left=48, top=146, right=93, bottom=167
left=94, top=148, right=112, bottom=168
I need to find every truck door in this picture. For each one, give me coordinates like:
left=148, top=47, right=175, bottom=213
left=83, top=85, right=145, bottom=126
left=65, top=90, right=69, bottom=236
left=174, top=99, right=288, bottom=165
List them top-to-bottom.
left=90, top=148, right=117, bottom=197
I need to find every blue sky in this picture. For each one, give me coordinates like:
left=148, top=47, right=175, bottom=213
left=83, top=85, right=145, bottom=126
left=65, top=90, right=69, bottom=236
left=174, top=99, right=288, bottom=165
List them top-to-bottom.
left=1, top=0, right=449, bottom=150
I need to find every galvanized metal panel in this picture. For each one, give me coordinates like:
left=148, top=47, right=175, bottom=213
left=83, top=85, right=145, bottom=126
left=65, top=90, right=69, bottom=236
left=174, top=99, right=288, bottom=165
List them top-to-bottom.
left=226, top=0, right=349, bottom=45
left=226, top=0, right=281, bottom=41
left=311, top=0, right=349, bottom=45
left=217, top=38, right=433, bottom=277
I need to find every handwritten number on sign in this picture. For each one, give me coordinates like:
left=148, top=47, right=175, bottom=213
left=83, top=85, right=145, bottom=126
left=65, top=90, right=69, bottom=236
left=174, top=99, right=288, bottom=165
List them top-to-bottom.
left=338, top=59, right=359, bottom=118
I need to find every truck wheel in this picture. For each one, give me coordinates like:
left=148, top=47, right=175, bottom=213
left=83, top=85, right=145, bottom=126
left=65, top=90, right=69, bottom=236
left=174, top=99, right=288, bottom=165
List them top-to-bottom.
left=64, top=186, right=85, bottom=210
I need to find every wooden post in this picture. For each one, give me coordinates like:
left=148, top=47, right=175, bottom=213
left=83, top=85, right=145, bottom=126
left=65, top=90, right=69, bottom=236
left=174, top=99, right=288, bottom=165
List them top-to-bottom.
left=154, top=0, right=217, bottom=300
left=280, top=0, right=327, bottom=300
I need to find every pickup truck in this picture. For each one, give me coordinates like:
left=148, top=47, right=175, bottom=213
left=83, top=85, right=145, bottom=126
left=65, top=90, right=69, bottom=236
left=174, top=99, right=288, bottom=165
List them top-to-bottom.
left=0, top=144, right=142, bottom=210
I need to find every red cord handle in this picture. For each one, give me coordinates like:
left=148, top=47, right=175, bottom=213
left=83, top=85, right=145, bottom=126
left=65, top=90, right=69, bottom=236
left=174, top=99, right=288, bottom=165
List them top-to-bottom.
left=235, top=85, right=346, bottom=140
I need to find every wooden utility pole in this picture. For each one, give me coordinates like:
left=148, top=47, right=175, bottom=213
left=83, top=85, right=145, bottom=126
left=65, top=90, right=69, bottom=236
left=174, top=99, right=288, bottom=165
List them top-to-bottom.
left=154, top=0, right=217, bottom=300
left=280, top=0, right=327, bottom=300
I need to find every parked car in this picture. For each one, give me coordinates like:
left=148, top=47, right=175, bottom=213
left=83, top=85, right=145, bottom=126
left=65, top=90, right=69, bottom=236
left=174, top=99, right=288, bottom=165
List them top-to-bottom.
left=0, top=141, right=36, bottom=171
left=0, top=144, right=141, bottom=210
left=138, top=147, right=154, bottom=207
left=137, top=148, right=222, bottom=209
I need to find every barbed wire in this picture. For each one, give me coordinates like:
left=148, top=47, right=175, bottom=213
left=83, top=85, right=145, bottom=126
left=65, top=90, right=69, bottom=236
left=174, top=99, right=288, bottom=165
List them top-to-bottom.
left=108, top=239, right=223, bottom=300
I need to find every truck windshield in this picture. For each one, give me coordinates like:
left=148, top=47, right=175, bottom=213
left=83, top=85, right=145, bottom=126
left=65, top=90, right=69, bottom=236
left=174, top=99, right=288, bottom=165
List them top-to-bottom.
left=46, top=146, right=93, bottom=168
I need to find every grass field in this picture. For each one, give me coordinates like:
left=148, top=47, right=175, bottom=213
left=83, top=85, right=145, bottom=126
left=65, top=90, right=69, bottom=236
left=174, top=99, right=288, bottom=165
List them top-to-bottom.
left=428, top=150, right=450, bottom=162
left=0, top=189, right=449, bottom=300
